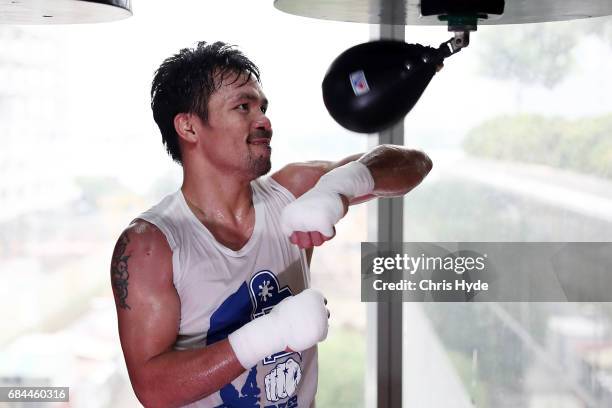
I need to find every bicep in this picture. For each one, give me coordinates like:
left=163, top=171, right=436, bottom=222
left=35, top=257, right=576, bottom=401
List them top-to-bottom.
left=110, top=222, right=179, bottom=377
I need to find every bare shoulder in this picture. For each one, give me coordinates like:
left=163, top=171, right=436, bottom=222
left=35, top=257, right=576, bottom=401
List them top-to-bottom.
left=110, top=219, right=174, bottom=310
left=111, top=219, right=171, bottom=274
left=114, top=219, right=170, bottom=255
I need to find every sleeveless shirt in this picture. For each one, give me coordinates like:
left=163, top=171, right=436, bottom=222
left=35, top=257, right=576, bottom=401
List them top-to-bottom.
left=136, top=176, right=317, bottom=408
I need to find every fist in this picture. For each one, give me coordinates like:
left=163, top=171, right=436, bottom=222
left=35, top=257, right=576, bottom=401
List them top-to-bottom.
left=281, top=189, right=346, bottom=247
left=289, top=229, right=335, bottom=249
left=271, top=288, right=329, bottom=352
left=264, top=358, right=302, bottom=402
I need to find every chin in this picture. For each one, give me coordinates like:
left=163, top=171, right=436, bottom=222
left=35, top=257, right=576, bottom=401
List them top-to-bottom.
left=249, top=155, right=272, bottom=178
left=257, top=160, right=272, bottom=177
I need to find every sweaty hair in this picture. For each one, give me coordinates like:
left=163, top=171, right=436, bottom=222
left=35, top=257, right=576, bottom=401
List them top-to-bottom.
left=150, top=41, right=261, bottom=165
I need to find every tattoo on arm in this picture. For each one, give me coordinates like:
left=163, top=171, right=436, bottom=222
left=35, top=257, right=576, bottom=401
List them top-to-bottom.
left=111, top=232, right=131, bottom=310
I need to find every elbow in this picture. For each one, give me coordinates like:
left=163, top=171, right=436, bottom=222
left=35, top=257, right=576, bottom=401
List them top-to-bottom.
left=378, top=144, right=433, bottom=176
left=400, top=150, right=433, bottom=195
left=407, top=150, right=433, bottom=187
left=419, top=151, right=433, bottom=176
left=131, top=371, right=207, bottom=408
left=131, top=374, right=173, bottom=408
left=132, top=381, right=159, bottom=408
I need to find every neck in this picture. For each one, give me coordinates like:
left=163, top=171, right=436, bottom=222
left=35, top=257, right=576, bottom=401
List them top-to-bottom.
left=181, top=158, right=255, bottom=224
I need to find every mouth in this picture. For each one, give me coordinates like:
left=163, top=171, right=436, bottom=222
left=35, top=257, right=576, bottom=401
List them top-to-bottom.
left=247, top=138, right=272, bottom=147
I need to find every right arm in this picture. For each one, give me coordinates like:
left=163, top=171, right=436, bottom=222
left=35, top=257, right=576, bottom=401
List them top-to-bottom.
left=110, top=220, right=244, bottom=408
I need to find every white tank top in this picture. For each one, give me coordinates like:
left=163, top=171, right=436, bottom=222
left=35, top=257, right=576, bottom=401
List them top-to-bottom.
left=136, top=176, right=317, bottom=408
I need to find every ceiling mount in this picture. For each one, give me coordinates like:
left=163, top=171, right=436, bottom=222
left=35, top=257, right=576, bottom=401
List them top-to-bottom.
left=0, top=0, right=132, bottom=25
left=274, top=0, right=612, bottom=25
left=421, top=0, right=504, bottom=18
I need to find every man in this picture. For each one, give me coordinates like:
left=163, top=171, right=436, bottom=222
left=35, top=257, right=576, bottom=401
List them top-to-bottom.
left=110, top=41, right=432, bottom=408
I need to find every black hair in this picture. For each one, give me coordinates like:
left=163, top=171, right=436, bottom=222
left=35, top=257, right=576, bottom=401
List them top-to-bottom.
left=150, top=41, right=261, bottom=165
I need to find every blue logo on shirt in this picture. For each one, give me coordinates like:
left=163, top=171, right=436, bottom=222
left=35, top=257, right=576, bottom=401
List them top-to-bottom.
left=208, top=270, right=299, bottom=407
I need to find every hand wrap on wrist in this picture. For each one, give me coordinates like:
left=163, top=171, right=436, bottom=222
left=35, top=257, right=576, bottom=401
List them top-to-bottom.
left=281, top=161, right=374, bottom=237
left=228, top=289, right=329, bottom=369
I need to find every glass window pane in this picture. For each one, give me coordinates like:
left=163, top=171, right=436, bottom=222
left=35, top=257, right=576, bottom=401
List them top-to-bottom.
left=0, top=4, right=369, bottom=406
left=403, top=18, right=612, bottom=408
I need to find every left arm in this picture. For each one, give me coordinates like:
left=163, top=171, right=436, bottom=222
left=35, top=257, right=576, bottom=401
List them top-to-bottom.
left=272, top=144, right=433, bottom=249
left=356, top=144, right=433, bottom=200
left=273, top=145, right=432, bottom=203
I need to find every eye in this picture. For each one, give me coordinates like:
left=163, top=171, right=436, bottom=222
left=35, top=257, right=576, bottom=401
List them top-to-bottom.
left=236, top=103, right=249, bottom=112
left=260, top=105, right=268, bottom=114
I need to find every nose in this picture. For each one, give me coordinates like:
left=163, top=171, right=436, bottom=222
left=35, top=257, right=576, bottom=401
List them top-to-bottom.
left=254, top=112, right=272, bottom=132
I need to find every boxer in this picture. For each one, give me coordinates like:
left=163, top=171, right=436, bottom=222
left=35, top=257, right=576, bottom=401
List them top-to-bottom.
left=110, top=41, right=432, bottom=408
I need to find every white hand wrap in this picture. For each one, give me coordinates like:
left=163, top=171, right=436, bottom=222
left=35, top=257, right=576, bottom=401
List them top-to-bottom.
left=281, top=161, right=374, bottom=237
left=228, top=288, right=329, bottom=369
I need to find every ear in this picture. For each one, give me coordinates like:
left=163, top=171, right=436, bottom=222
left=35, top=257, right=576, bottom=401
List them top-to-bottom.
left=173, top=113, right=198, bottom=144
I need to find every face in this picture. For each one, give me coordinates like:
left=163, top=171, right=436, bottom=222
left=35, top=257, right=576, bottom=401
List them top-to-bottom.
left=195, top=73, right=272, bottom=179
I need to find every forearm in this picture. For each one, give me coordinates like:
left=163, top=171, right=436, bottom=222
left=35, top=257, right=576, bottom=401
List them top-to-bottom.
left=358, top=144, right=432, bottom=197
left=279, top=145, right=431, bottom=242
left=130, top=288, right=329, bottom=407
left=131, top=339, right=244, bottom=408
